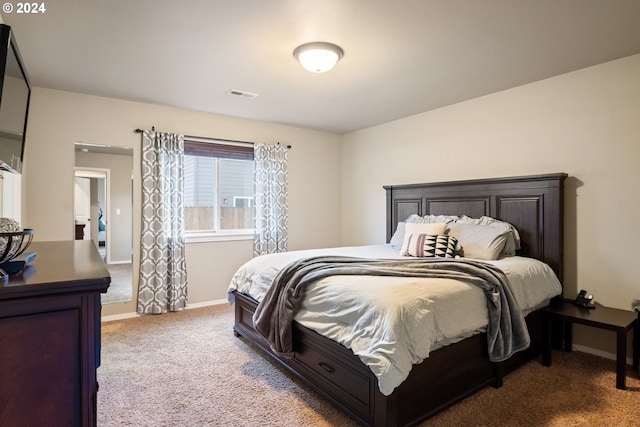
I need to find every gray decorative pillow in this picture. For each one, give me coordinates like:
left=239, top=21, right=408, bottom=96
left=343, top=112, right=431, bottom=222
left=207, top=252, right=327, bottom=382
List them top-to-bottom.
left=402, top=234, right=458, bottom=258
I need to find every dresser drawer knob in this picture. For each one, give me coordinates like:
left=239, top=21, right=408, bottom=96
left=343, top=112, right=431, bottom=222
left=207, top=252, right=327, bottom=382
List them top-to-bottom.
left=318, top=362, right=335, bottom=374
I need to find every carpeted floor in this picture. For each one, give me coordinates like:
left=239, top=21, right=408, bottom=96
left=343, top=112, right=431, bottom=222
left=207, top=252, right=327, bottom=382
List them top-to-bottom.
left=101, top=262, right=133, bottom=304
left=98, top=305, right=640, bottom=426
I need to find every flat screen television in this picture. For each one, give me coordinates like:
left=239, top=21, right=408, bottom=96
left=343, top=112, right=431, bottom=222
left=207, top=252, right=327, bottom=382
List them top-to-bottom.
left=0, top=24, right=30, bottom=174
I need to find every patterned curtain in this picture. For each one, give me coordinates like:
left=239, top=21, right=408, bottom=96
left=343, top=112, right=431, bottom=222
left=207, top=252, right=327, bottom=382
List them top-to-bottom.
left=137, top=130, right=188, bottom=314
left=254, top=143, right=288, bottom=256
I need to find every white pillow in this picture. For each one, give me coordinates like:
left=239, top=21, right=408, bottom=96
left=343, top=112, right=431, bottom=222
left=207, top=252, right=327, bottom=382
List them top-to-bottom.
left=404, top=214, right=458, bottom=224
left=405, top=214, right=424, bottom=223
left=423, top=214, right=459, bottom=224
left=456, top=215, right=520, bottom=256
left=390, top=222, right=405, bottom=248
left=399, top=222, right=447, bottom=256
left=447, top=222, right=510, bottom=260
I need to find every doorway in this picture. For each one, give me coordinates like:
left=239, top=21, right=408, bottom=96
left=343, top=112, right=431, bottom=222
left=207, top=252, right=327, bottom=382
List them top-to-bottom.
left=74, top=142, right=134, bottom=304
left=74, top=169, right=108, bottom=258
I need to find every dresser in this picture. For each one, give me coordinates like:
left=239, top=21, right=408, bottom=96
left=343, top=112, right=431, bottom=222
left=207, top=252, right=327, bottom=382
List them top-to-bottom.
left=75, top=223, right=86, bottom=240
left=0, top=240, right=110, bottom=427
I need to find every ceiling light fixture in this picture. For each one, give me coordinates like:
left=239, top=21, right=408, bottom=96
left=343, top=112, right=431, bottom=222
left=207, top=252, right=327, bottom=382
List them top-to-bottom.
left=293, top=42, right=344, bottom=73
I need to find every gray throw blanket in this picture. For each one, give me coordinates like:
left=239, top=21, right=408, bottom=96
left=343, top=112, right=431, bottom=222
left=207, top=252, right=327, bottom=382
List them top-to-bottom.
left=252, top=256, right=530, bottom=363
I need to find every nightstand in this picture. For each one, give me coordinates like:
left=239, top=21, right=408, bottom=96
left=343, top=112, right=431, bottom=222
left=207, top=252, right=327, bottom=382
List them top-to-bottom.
left=543, top=300, right=637, bottom=390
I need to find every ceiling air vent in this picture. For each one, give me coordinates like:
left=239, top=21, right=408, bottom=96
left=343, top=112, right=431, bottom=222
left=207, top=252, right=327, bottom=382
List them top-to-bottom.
left=226, top=89, right=259, bottom=100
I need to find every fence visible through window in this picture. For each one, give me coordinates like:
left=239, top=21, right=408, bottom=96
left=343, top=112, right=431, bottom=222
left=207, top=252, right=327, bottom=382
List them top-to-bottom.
left=183, top=140, right=255, bottom=232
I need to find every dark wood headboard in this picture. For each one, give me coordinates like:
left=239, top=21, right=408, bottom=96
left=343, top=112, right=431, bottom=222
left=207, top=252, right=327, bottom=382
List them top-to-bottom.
left=384, top=173, right=567, bottom=282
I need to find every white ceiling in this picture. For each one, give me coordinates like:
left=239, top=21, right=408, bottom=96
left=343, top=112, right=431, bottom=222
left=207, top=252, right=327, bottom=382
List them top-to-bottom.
left=3, top=0, right=640, bottom=135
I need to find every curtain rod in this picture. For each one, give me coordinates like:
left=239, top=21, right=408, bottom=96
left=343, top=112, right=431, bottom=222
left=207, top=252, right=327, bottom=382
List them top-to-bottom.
left=134, top=127, right=291, bottom=149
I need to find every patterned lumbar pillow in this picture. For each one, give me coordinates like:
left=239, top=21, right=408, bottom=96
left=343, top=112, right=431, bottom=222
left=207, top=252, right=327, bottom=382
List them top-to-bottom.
left=399, top=222, right=447, bottom=255
left=402, top=234, right=458, bottom=258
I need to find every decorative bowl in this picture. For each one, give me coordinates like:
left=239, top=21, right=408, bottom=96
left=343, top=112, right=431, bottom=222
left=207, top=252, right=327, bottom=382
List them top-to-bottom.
left=0, top=228, right=34, bottom=264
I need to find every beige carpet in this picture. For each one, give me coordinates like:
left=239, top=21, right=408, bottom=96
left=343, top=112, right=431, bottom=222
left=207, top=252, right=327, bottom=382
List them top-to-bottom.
left=101, top=262, right=133, bottom=304
left=99, top=305, right=640, bottom=426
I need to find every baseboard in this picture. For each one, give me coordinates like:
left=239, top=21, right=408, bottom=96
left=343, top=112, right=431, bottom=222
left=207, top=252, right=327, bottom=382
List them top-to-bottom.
left=101, top=298, right=229, bottom=322
left=187, top=299, right=229, bottom=309
left=102, top=311, right=140, bottom=322
left=572, top=344, right=635, bottom=366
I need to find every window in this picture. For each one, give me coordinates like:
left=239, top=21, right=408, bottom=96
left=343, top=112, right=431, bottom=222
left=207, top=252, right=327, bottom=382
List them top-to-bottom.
left=183, top=139, right=254, bottom=234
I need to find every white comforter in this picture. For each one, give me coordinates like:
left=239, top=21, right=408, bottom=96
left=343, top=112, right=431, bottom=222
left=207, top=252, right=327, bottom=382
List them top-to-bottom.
left=228, top=244, right=561, bottom=396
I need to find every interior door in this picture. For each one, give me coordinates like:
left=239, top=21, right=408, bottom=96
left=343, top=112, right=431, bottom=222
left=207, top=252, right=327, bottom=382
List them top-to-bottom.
left=74, top=177, right=91, bottom=240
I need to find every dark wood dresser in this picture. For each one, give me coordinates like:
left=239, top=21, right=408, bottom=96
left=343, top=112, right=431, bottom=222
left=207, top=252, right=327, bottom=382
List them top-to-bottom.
left=75, top=223, right=86, bottom=240
left=0, top=240, right=110, bottom=427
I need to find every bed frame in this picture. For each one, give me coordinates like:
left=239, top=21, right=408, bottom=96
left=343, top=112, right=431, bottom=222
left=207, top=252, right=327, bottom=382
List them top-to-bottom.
left=233, top=173, right=567, bottom=426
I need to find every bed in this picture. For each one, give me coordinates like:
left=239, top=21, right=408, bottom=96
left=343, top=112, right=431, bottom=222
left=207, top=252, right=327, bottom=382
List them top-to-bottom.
left=229, top=173, right=567, bottom=426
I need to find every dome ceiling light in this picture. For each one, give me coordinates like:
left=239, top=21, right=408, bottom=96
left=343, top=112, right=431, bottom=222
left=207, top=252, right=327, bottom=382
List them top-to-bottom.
left=293, top=42, right=344, bottom=73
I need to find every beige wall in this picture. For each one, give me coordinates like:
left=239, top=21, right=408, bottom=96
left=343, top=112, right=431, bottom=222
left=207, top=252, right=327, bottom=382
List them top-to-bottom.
left=341, top=53, right=640, bottom=356
left=23, top=88, right=342, bottom=316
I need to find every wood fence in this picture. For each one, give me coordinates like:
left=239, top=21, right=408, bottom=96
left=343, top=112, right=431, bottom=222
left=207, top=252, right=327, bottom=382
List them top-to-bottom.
left=184, top=206, right=253, bottom=230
